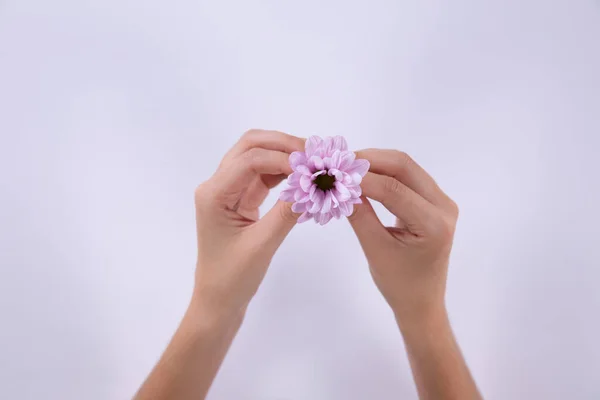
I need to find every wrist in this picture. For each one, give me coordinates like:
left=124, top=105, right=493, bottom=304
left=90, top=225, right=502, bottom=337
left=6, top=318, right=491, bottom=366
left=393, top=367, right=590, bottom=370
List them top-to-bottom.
left=186, top=291, right=246, bottom=335
left=394, top=303, right=449, bottom=337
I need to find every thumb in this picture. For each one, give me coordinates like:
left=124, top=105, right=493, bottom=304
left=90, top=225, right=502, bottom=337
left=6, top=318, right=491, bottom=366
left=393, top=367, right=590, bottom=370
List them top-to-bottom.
left=347, top=197, right=388, bottom=251
left=252, top=200, right=300, bottom=250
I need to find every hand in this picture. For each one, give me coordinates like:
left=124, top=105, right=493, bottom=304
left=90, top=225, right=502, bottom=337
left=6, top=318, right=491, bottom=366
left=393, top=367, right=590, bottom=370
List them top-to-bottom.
left=192, top=130, right=304, bottom=320
left=348, top=149, right=459, bottom=326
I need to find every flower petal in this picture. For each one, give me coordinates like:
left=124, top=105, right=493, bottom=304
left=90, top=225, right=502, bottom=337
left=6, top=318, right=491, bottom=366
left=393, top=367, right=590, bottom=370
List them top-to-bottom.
left=305, top=136, right=323, bottom=156
left=322, top=136, right=334, bottom=155
left=333, top=136, right=348, bottom=151
left=329, top=150, right=342, bottom=169
left=289, top=151, right=307, bottom=169
left=339, top=151, right=356, bottom=170
left=308, top=155, right=325, bottom=171
left=347, top=159, right=370, bottom=176
left=295, top=164, right=312, bottom=175
left=328, top=168, right=344, bottom=181
left=311, top=170, right=326, bottom=179
left=287, top=172, right=302, bottom=186
left=350, top=172, right=363, bottom=185
left=342, top=173, right=353, bottom=185
left=300, top=175, right=313, bottom=192
left=334, top=182, right=351, bottom=201
left=309, top=184, right=318, bottom=200
left=349, top=186, right=362, bottom=198
left=279, top=187, right=296, bottom=202
left=309, top=190, right=324, bottom=213
left=321, top=190, right=333, bottom=213
left=330, top=190, right=339, bottom=206
left=331, top=190, right=341, bottom=204
left=295, top=191, right=311, bottom=203
left=350, top=197, right=362, bottom=204
left=338, top=201, right=354, bottom=217
left=292, top=202, right=307, bottom=213
left=344, top=204, right=352, bottom=213
left=331, top=207, right=342, bottom=219
left=297, top=211, right=312, bottom=223
left=317, top=211, right=333, bottom=225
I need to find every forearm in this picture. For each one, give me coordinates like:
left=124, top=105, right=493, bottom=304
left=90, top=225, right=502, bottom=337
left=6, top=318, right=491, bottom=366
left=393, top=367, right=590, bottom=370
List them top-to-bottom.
left=133, top=297, right=243, bottom=400
left=397, top=308, right=481, bottom=400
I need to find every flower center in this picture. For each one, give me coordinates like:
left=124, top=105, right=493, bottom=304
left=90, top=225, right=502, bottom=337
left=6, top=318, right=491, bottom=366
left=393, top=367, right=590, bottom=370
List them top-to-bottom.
left=314, top=172, right=336, bottom=191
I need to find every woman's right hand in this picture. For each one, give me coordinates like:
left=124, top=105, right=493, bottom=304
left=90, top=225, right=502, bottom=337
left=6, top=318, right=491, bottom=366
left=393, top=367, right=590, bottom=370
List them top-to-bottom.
left=347, top=149, right=459, bottom=326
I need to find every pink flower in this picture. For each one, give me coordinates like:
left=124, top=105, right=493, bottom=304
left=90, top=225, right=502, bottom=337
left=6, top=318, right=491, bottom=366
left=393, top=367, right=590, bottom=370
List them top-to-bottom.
left=279, top=135, right=370, bottom=225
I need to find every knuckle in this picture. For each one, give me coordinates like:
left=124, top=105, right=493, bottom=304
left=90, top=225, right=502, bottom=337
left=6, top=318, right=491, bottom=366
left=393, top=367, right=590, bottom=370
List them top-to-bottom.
left=242, top=129, right=260, bottom=141
left=243, top=147, right=264, bottom=166
left=393, top=150, right=413, bottom=167
left=383, top=176, right=404, bottom=196
left=194, top=182, right=210, bottom=204
left=448, top=198, right=459, bottom=217
left=279, top=202, right=297, bottom=222
left=431, top=216, right=455, bottom=243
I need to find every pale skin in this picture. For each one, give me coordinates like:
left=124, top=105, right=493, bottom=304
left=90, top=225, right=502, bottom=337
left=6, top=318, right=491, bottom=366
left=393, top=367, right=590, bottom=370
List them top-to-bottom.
left=133, top=130, right=482, bottom=400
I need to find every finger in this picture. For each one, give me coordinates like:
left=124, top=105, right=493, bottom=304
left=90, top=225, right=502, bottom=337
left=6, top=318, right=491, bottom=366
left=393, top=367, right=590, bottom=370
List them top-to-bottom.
left=225, top=129, right=305, bottom=161
left=218, top=148, right=291, bottom=190
left=211, top=149, right=292, bottom=208
left=356, top=149, right=454, bottom=211
left=361, top=172, right=440, bottom=235
left=237, top=174, right=288, bottom=217
left=261, top=174, right=287, bottom=189
left=234, top=176, right=265, bottom=221
left=347, top=196, right=389, bottom=247
left=251, top=200, right=299, bottom=251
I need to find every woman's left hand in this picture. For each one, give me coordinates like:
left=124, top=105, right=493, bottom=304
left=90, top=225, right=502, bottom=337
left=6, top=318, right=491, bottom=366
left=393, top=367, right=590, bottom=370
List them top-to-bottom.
left=192, top=130, right=304, bottom=320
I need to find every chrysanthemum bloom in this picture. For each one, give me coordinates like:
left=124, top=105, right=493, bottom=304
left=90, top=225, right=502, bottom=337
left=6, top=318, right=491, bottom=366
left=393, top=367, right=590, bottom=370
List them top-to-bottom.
left=279, top=135, right=370, bottom=225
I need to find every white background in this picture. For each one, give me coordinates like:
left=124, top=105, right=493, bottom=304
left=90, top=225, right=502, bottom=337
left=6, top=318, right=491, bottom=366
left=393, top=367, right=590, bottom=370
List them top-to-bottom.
left=1, top=1, right=599, bottom=399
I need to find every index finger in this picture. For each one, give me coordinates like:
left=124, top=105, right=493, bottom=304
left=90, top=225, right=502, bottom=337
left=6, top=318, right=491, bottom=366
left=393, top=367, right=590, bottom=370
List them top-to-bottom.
left=225, top=129, right=305, bottom=160
left=214, top=148, right=292, bottom=194
left=355, top=149, right=454, bottom=211
left=360, top=172, right=441, bottom=234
